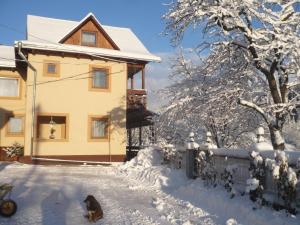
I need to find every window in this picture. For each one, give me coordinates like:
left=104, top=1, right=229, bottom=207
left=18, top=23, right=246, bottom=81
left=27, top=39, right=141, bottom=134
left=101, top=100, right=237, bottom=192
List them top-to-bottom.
left=82, top=31, right=96, bottom=46
left=43, top=61, right=60, bottom=77
left=47, top=63, right=56, bottom=74
left=89, top=66, right=110, bottom=91
left=0, top=76, right=19, bottom=98
left=36, top=114, right=68, bottom=141
left=6, top=115, right=24, bottom=136
left=88, top=116, right=109, bottom=141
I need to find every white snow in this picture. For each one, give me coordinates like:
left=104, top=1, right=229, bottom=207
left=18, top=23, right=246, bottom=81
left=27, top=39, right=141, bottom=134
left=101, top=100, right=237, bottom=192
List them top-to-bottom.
left=0, top=45, right=16, bottom=68
left=0, top=147, right=299, bottom=225
left=245, top=178, right=259, bottom=193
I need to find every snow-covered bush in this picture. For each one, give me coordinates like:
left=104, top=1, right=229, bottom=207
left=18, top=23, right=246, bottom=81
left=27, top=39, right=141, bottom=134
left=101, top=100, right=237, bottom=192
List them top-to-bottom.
left=4, top=142, right=24, bottom=158
left=162, top=143, right=183, bottom=169
left=196, top=150, right=217, bottom=187
left=247, top=151, right=266, bottom=208
left=249, top=151, right=265, bottom=182
left=266, top=151, right=298, bottom=214
left=221, top=165, right=237, bottom=198
left=246, top=178, right=264, bottom=208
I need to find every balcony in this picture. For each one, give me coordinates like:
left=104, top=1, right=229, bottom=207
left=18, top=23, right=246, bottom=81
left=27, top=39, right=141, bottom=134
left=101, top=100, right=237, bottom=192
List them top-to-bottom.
left=127, top=89, right=146, bottom=110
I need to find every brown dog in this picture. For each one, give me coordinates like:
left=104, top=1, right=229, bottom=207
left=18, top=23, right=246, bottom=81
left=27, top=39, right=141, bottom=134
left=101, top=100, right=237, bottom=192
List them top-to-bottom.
left=83, top=195, right=103, bottom=222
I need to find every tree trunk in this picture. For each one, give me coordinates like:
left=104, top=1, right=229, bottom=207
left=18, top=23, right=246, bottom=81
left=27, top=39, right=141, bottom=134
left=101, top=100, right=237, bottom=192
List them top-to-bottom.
left=268, top=125, right=285, bottom=150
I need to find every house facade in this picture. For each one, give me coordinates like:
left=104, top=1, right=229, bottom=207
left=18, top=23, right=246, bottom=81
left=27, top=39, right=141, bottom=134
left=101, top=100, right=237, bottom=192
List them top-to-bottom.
left=0, top=13, right=160, bottom=163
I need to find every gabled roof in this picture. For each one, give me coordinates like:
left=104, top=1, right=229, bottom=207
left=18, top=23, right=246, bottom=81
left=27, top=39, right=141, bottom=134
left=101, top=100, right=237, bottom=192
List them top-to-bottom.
left=26, top=13, right=160, bottom=62
left=59, top=13, right=119, bottom=50
left=0, top=45, right=16, bottom=68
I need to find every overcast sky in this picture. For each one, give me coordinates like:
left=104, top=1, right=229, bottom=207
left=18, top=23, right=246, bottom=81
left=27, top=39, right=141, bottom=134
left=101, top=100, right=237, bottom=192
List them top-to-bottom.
left=0, top=0, right=201, bottom=111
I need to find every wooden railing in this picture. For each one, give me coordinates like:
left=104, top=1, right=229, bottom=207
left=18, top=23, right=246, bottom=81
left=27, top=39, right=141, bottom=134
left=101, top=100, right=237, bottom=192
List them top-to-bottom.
left=127, top=89, right=147, bottom=110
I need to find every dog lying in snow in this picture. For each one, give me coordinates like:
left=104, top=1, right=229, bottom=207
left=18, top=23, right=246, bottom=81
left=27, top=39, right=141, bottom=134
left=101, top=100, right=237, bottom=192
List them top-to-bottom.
left=84, top=195, right=103, bottom=222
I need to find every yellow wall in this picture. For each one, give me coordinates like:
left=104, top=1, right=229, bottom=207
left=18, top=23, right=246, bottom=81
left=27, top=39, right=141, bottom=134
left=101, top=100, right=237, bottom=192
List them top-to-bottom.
left=24, top=53, right=127, bottom=157
left=0, top=69, right=26, bottom=147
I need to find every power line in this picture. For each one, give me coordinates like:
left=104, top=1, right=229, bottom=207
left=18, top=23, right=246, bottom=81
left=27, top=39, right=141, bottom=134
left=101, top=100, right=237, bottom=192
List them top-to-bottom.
left=0, top=56, right=124, bottom=66
left=31, top=69, right=124, bottom=86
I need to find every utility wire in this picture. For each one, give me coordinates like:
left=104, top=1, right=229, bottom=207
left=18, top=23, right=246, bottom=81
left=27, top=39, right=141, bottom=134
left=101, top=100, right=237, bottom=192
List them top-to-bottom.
left=0, top=22, right=144, bottom=86
left=0, top=56, right=124, bottom=66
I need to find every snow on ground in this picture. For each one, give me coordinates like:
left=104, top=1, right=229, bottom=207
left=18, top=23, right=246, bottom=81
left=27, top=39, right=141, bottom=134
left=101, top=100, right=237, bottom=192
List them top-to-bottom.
left=0, top=147, right=299, bottom=225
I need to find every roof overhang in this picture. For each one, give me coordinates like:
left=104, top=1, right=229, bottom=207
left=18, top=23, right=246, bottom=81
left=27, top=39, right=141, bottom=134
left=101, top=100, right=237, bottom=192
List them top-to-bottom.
left=16, top=40, right=161, bottom=63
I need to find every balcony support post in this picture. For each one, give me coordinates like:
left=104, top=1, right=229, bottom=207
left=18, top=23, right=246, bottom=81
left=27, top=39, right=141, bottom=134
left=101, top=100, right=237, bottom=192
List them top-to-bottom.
left=142, top=67, right=145, bottom=89
left=130, top=76, right=134, bottom=89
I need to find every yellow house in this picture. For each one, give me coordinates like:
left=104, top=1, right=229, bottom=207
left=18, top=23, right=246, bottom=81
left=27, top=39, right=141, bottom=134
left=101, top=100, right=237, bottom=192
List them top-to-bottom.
left=0, top=13, right=160, bottom=163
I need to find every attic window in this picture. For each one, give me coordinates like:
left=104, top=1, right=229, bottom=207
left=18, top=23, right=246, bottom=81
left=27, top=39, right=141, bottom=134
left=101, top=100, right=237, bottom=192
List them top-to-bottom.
left=82, top=31, right=96, bottom=46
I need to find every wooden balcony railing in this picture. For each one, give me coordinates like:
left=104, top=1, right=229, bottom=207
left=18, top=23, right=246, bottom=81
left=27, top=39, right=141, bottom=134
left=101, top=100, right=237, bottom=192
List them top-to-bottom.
left=127, top=89, right=147, bottom=110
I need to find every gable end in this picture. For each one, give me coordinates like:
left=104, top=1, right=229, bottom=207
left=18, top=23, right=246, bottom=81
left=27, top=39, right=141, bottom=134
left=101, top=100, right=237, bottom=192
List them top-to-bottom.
left=60, top=17, right=119, bottom=50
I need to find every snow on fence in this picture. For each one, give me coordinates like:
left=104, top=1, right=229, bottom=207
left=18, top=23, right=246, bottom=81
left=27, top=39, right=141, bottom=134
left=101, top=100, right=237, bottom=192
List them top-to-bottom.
left=162, top=129, right=300, bottom=211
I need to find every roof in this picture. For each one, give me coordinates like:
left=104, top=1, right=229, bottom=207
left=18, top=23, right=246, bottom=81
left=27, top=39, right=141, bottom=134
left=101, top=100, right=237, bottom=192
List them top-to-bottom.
left=26, top=14, right=160, bottom=62
left=17, top=40, right=161, bottom=62
left=0, top=45, right=16, bottom=68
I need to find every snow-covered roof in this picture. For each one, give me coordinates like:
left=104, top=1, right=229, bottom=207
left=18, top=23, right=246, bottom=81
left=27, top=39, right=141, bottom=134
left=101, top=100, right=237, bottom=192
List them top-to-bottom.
left=26, top=14, right=160, bottom=62
left=17, top=40, right=161, bottom=62
left=0, top=45, right=16, bottom=68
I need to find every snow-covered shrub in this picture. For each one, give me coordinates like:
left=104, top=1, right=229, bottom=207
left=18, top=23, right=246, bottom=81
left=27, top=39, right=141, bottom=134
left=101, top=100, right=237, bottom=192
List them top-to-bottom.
left=4, top=142, right=24, bottom=158
left=162, top=144, right=183, bottom=169
left=196, top=150, right=217, bottom=187
left=246, top=151, right=266, bottom=207
left=249, top=151, right=265, bottom=181
left=267, top=151, right=298, bottom=214
left=221, top=165, right=237, bottom=198
left=246, top=178, right=264, bottom=208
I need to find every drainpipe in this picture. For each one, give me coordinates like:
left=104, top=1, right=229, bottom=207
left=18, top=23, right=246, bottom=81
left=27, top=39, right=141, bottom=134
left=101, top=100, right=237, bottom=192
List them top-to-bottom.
left=17, top=42, right=37, bottom=160
left=17, top=42, right=111, bottom=166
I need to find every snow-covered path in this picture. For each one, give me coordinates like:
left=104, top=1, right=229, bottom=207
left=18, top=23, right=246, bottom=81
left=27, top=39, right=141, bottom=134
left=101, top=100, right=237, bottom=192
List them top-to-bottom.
left=1, top=147, right=299, bottom=225
left=0, top=163, right=215, bottom=225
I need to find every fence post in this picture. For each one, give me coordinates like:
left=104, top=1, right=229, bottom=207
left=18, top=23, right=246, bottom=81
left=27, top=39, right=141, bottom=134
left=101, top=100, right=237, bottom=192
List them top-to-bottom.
left=257, top=127, right=265, bottom=143
left=186, top=132, right=199, bottom=179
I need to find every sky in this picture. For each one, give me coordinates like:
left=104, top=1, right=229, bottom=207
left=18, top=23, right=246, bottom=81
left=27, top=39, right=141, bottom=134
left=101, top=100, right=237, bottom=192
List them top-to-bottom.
left=0, top=0, right=201, bottom=111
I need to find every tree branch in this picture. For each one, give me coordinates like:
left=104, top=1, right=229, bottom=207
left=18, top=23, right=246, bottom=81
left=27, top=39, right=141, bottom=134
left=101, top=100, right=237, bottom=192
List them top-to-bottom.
left=238, top=98, right=271, bottom=125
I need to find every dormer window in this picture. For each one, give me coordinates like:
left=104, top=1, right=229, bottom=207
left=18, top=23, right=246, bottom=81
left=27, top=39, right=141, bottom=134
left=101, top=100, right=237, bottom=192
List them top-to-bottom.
left=81, top=31, right=96, bottom=46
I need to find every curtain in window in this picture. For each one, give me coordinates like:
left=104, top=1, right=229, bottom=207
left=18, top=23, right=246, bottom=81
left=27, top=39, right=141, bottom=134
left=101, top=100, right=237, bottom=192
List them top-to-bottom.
left=93, top=70, right=107, bottom=88
left=0, top=77, right=19, bottom=97
left=8, top=117, right=22, bottom=133
left=92, top=120, right=106, bottom=137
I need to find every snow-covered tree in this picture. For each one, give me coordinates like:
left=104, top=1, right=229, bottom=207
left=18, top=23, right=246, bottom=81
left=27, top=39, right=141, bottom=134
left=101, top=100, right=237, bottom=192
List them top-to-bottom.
left=164, top=0, right=300, bottom=150
left=157, top=46, right=265, bottom=148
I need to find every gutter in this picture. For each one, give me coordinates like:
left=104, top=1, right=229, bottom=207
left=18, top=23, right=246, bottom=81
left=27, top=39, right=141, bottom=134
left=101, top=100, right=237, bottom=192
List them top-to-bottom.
left=17, top=42, right=112, bottom=166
